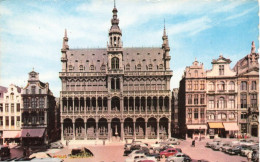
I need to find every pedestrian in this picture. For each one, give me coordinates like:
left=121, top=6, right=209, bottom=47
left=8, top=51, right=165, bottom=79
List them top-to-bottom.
left=192, top=140, right=195, bottom=147
left=23, top=147, right=26, bottom=157
left=247, top=151, right=252, bottom=162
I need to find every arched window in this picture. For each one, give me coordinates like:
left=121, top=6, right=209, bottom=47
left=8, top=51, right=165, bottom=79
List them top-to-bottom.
left=111, top=57, right=119, bottom=69
left=218, top=81, right=225, bottom=91
left=229, top=81, right=235, bottom=91
left=241, top=81, right=247, bottom=90
left=209, top=82, right=214, bottom=91
left=218, top=113, right=226, bottom=119
left=229, top=113, right=235, bottom=119
left=209, top=114, right=215, bottom=120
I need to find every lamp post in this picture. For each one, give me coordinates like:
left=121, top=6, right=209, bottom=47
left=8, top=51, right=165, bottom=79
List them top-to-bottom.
left=199, top=127, right=201, bottom=141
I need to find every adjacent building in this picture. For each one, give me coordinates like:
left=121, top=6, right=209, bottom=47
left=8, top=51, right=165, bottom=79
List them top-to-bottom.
left=59, top=4, right=173, bottom=141
left=233, top=41, right=259, bottom=137
left=179, top=42, right=259, bottom=139
left=206, top=55, right=238, bottom=138
left=179, top=59, right=207, bottom=139
left=21, top=70, right=57, bottom=146
left=0, top=85, right=22, bottom=144
left=171, top=88, right=179, bottom=137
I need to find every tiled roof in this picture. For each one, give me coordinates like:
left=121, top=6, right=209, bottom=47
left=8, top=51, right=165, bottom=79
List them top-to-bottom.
left=66, top=47, right=165, bottom=72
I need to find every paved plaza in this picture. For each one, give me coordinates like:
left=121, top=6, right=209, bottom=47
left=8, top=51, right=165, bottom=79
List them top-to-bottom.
left=8, top=139, right=249, bottom=162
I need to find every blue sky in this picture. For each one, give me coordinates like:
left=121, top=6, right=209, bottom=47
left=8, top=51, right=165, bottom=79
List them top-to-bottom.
left=0, top=0, right=258, bottom=97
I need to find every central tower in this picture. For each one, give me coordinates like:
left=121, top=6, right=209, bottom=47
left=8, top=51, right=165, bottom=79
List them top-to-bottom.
left=107, top=3, right=123, bottom=71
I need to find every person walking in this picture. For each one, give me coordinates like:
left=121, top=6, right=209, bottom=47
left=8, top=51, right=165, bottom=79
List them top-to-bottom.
left=247, top=151, right=252, bottom=162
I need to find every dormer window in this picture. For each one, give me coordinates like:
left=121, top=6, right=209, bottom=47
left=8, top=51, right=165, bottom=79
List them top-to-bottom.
left=126, top=64, right=130, bottom=70
left=137, top=64, right=141, bottom=70
left=148, top=64, right=153, bottom=70
left=69, top=65, right=73, bottom=71
left=79, top=65, right=84, bottom=71
left=90, top=65, right=94, bottom=71
left=101, top=65, right=106, bottom=71
left=219, top=65, right=224, bottom=75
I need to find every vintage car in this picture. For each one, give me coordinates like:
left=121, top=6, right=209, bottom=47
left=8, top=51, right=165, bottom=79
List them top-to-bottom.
left=49, top=142, right=64, bottom=149
left=227, top=145, right=248, bottom=155
left=159, top=148, right=179, bottom=158
left=165, top=153, right=192, bottom=162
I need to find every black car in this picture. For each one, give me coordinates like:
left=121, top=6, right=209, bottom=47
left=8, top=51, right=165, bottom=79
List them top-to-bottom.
left=227, top=145, right=248, bottom=155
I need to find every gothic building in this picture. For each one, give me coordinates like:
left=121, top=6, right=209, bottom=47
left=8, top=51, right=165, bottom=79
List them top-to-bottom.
left=59, top=5, right=173, bottom=141
left=21, top=70, right=57, bottom=146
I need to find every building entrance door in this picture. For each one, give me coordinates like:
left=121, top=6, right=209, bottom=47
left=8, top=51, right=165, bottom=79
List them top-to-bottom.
left=111, top=118, right=121, bottom=137
left=251, top=125, right=258, bottom=137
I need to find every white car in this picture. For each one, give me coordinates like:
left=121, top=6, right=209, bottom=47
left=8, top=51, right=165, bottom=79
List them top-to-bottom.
left=128, top=150, right=145, bottom=157
left=125, top=153, right=146, bottom=162
left=165, top=153, right=191, bottom=162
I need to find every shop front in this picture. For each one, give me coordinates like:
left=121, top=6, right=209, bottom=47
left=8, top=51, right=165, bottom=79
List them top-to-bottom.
left=208, top=122, right=225, bottom=138
left=223, top=123, right=239, bottom=138
left=186, top=125, right=207, bottom=140
left=21, top=128, right=46, bottom=146
left=2, top=131, right=21, bottom=145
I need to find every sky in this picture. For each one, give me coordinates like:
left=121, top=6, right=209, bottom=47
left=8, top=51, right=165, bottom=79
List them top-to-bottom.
left=0, top=0, right=259, bottom=97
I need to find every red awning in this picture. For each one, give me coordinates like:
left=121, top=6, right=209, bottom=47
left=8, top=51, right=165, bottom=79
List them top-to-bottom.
left=21, top=128, right=45, bottom=138
left=3, top=131, right=21, bottom=138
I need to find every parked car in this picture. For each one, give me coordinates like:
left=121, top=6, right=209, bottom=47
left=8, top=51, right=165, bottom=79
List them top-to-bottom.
left=166, top=138, right=180, bottom=145
left=205, top=139, right=221, bottom=148
left=212, top=141, right=228, bottom=151
left=49, top=142, right=64, bottom=149
left=0, top=145, right=10, bottom=160
left=227, top=145, right=248, bottom=155
left=241, top=145, right=258, bottom=156
left=160, top=148, right=179, bottom=158
left=125, top=153, right=146, bottom=162
left=165, top=153, right=191, bottom=162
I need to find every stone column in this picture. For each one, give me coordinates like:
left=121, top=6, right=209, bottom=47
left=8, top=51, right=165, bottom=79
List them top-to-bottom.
left=73, top=97, right=75, bottom=115
left=96, top=97, right=98, bottom=113
left=108, top=97, right=111, bottom=113
left=120, top=97, right=123, bottom=113
left=128, top=97, right=129, bottom=114
left=134, top=97, right=135, bottom=114
left=139, top=97, right=141, bottom=113
left=145, top=97, right=147, bottom=114
left=157, top=97, right=159, bottom=112
left=60, top=98, right=63, bottom=115
left=67, top=98, right=68, bottom=113
left=79, top=98, right=81, bottom=112
left=84, top=98, right=86, bottom=114
left=44, top=111, right=47, bottom=125
left=157, top=120, right=160, bottom=140
left=133, top=121, right=136, bottom=140
left=145, top=121, right=148, bottom=139
left=168, top=121, right=171, bottom=138
left=61, top=122, right=64, bottom=141
left=73, top=122, right=75, bottom=140
left=84, top=122, right=87, bottom=139
left=96, top=122, right=99, bottom=140
left=108, top=122, right=111, bottom=141
left=121, top=122, right=124, bottom=141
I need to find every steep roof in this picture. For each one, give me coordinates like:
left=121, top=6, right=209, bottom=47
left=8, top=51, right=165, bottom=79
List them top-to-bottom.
left=67, top=47, right=165, bottom=72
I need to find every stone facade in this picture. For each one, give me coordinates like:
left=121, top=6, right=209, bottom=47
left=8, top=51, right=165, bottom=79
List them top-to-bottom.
left=59, top=5, right=173, bottom=141
left=233, top=41, right=259, bottom=137
left=179, top=42, right=259, bottom=139
left=21, top=70, right=57, bottom=146
left=0, top=85, right=21, bottom=144
left=172, top=88, right=179, bottom=137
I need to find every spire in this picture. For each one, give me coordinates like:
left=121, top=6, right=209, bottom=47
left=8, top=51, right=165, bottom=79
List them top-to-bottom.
left=109, top=0, right=121, bottom=35
left=163, top=18, right=166, bottom=37
left=62, top=28, right=69, bottom=51
left=251, top=41, right=256, bottom=53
